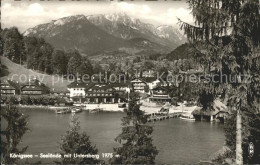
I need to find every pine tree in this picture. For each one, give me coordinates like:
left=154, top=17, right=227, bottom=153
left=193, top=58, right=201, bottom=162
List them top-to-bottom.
left=178, top=0, right=260, bottom=164
left=2, top=27, right=25, bottom=64
left=0, top=28, right=3, bottom=56
left=38, top=42, right=54, bottom=74
left=52, top=50, right=68, bottom=75
left=67, top=51, right=82, bottom=76
left=76, top=56, right=94, bottom=79
left=110, top=92, right=158, bottom=164
left=1, top=104, right=29, bottom=164
left=58, top=115, right=100, bottom=164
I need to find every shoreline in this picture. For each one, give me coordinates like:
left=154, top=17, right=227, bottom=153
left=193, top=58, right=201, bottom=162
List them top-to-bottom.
left=1, top=104, right=125, bottom=112
left=1, top=104, right=54, bottom=110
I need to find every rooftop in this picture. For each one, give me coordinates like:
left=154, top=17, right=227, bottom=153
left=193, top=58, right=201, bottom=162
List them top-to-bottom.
left=142, top=77, right=158, bottom=83
left=1, top=80, right=20, bottom=90
left=67, top=81, right=93, bottom=88
left=108, top=81, right=132, bottom=88
left=21, top=84, right=44, bottom=91
left=192, top=99, right=228, bottom=116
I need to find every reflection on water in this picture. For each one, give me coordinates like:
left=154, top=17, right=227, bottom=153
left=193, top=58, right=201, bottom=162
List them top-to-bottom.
left=16, top=109, right=224, bottom=164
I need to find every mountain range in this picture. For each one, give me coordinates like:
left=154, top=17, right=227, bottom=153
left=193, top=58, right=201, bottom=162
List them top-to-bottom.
left=24, top=13, right=186, bottom=56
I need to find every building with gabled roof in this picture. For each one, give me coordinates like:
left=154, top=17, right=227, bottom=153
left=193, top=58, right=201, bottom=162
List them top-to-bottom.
left=142, top=77, right=161, bottom=90
left=21, top=78, right=50, bottom=95
left=131, top=78, right=148, bottom=93
left=1, top=80, right=20, bottom=95
left=67, top=80, right=94, bottom=102
left=67, top=81, right=127, bottom=103
left=108, top=81, right=131, bottom=94
left=85, top=83, right=116, bottom=103
left=21, top=84, right=43, bottom=95
left=149, top=86, right=171, bottom=103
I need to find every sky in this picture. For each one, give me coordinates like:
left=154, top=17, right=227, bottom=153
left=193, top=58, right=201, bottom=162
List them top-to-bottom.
left=1, top=0, right=194, bottom=33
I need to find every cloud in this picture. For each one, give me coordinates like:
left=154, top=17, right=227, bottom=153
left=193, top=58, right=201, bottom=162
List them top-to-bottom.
left=1, top=1, right=193, bottom=32
left=2, top=2, right=71, bottom=32
left=115, top=2, right=192, bottom=26
left=116, top=2, right=151, bottom=15
left=117, top=2, right=135, bottom=12
left=2, top=3, right=12, bottom=9
left=27, top=3, right=44, bottom=16
left=141, top=5, right=151, bottom=15
left=163, top=7, right=192, bottom=25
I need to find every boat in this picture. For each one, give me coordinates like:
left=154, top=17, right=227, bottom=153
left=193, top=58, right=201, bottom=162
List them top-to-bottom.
left=118, top=103, right=126, bottom=108
left=71, top=107, right=83, bottom=113
left=56, top=108, right=71, bottom=114
left=89, top=108, right=103, bottom=113
left=179, top=113, right=195, bottom=121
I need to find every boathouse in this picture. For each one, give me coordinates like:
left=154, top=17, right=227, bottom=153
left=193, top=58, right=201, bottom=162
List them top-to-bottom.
left=192, top=99, right=228, bottom=122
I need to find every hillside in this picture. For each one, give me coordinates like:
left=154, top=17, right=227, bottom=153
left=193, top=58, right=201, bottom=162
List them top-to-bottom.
left=24, top=15, right=129, bottom=55
left=166, top=43, right=197, bottom=61
left=0, top=56, right=70, bottom=92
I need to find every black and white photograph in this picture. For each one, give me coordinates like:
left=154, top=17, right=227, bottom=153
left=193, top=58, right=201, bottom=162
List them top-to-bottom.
left=0, top=0, right=259, bottom=164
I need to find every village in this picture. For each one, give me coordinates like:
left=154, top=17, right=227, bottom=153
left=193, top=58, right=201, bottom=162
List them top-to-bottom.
left=1, top=69, right=229, bottom=123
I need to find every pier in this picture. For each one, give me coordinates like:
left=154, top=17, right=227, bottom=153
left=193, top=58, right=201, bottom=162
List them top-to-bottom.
left=147, top=112, right=182, bottom=122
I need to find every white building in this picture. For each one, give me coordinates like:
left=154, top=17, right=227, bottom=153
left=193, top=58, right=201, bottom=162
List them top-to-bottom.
left=67, top=81, right=92, bottom=102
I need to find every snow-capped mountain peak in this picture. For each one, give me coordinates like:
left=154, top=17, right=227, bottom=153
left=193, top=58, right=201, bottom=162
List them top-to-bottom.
left=23, top=13, right=186, bottom=55
left=156, top=25, right=185, bottom=41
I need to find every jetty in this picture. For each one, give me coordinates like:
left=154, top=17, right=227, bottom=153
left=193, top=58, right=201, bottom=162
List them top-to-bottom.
left=147, top=112, right=182, bottom=122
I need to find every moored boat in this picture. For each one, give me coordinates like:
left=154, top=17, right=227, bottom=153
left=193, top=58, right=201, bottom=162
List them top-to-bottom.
left=118, top=103, right=126, bottom=108
left=71, top=107, right=83, bottom=113
left=56, top=108, right=71, bottom=114
left=89, top=108, right=103, bottom=113
left=179, top=113, right=195, bottom=121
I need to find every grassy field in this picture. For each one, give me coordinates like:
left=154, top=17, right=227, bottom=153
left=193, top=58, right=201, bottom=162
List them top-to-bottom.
left=0, top=56, right=71, bottom=92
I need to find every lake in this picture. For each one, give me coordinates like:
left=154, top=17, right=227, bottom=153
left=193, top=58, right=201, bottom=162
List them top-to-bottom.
left=15, top=109, right=225, bottom=164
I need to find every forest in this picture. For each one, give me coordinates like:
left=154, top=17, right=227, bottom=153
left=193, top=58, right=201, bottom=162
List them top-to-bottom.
left=0, top=27, right=103, bottom=77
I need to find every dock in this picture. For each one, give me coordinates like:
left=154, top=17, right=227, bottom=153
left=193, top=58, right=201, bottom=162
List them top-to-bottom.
left=147, top=112, right=182, bottom=122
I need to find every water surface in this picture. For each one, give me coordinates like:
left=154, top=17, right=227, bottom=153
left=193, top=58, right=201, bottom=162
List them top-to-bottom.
left=15, top=109, right=224, bottom=164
